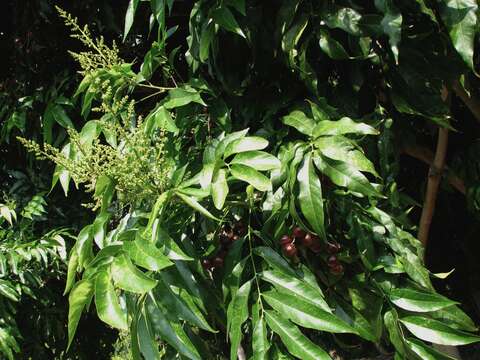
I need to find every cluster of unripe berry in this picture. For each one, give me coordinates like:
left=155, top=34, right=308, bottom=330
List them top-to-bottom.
left=202, top=222, right=247, bottom=271
left=280, top=227, right=344, bottom=275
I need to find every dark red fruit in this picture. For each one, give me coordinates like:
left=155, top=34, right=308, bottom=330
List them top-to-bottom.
left=234, top=222, right=247, bottom=236
left=292, top=227, right=306, bottom=239
left=219, top=232, right=231, bottom=246
left=280, top=235, right=292, bottom=245
left=310, top=242, right=322, bottom=253
left=326, top=242, right=341, bottom=254
left=283, top=243, right=297, bottom=257
left=327, top=255, right=339, bottom=267
left=213, top=256, right=224, bottom=268
left=201, top=259, right=212, bottom=270
left=330, top=263, right=344, bottom=275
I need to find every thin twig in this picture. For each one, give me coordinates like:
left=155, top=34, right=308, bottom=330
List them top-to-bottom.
left=452, top=79, right=480, bottom=124
left=418, top=127, right=449, bottom=247
left=402, top=145, right=466, bottom=195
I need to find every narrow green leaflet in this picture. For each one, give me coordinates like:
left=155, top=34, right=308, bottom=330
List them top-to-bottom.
left=123, top=0, right=140, bottom=40
left=375, top=0, right=402, bottom=62
left=439, top=0, right=478, bottom=70
left=211, top=7, right=246, bottom=38
left=199, top=21, right=215, bottom=62
left=319, top=31, right=350, bottom=59
left=163, top=87, right=206, bottom=109
left=144, top=105, right=178, bottom=134
left=282, top=110, right=316, bottom=136
left=312, top=117, right=378, bottom=137
left=214, top=128, right=249, bottom=159
left=315, top=136, right=378, bottom=177
left=224, top=137, right=269, bottom=159
left=230, top=151, right=280, bottom=171
left=297, top=152, right=326, bottom=240
left=314, top=154, right=379, bottom=197
left=231, top=164, right=272, bottom=192
left=212, top=168, right=228, bottom=209
left=176, top=191, right=220, bottom=221
left=76, top=225, right=94, bottom=268
left=123, top=236, right=173, bottom=271
left=64, top=247, right=79, bottom=295
left=254, top=247, right=298, bottom=277
left=111, top=254, right=157, bottom=294
left=95, top=270, right=128, bottom=330
left=260, top=270, right=330, bottom=313
left=154, top=277, right=215, bottom=332
left=67, top=279, right=94, bottom=349
left=227, top=280, right=252, bottom=360
left=389, top=288, right=458, bottom=312
left=263, top=290, right=356, bottom=334
left=146, top=295, right=201, bottom=360
left=430, top=305, right=478, bottom=332
left=264, top=310, right=331, bottom=360
left=384, top=310, right=406, bottom=355
left=136, top=314, right=162, bottom=360
left=252, top=316, right=269, bottom=360
left=400, top=316, right=480, bottom=345
left=405, top=338, right=457, bottom=360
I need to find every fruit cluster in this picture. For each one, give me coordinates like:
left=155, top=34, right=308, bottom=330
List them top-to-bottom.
left=202, top=221, right=246, bottom=271
left=280, top=227, right=344, bottom=275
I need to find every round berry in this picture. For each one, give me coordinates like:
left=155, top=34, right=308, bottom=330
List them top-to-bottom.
left=234, top=222, right=247, bottom=236
left=292, top=227, right=306, bottom=239
left=219, top=232, right=231, bottom=246
left=302, top=233, right=313, bottom=247
left=280, top=235, right=292, bottom=245
left=310, top=242, right=322, bottom=253
left=326, top=242, right=341, bottom=254
left=283, top=243, right=297, bottom=257
left=327, top=255, right=339, bottom=267
left=213, top=256, right=224, bottom=268
left=201, top=259, right=212, bottom=270
left=330, top=263, right=344, bottom=275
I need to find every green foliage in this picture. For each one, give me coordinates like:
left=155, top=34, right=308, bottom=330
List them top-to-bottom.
left=10, top=0, right=480, bottom=359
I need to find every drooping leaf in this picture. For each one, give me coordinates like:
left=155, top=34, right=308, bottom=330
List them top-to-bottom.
left=124, top=0, right=140, bottom=40
left=375, top=0, right=403, bottom=62
left=439, top=0, right=478, bottom=69
left=211, top=7, right=246, bottom=38
left=164, top=87, right=206, bottom=109
left=282, top=110, right=316, bottom=136
left=313, top=117, right=378, bottom=137
left=224, top=137, right=269, bottom=159
left=230, top=151, right=280, bottom=171
left=297, top=152, right=326, bottom=240
left=314, top=154, right=380, bottom=197
left=231, top=164, right=272, bottom=192
left=211, top=168, right=229, bottom=209
left=176, top=191, right=219, bottom=221
left=123, top=236, right=173, bottom=271
left=111, top=253, right=157, bottom=294
left=95, top=269, right=128, bottom=330
left=260, top=270, right=330, bottom=312
left=67, top=279, right=94, bottom=349
left=227, top=280, right=252, bottom=360
left=389, top=287, right=458, bottom=312
left=263, top=290, right=356, bottom=334
left=146, top=295, right=201, bottom=360
left=264, top=310, right=331, bottom=360
left=400, top=316, right=480, bottom=345
left=405, top=338, right=457, bottom=360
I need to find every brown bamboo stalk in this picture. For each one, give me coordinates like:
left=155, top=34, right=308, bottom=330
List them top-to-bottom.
left=418, top=127, right=449, bottom=247
left=402, top=145, right=466, bottom=195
